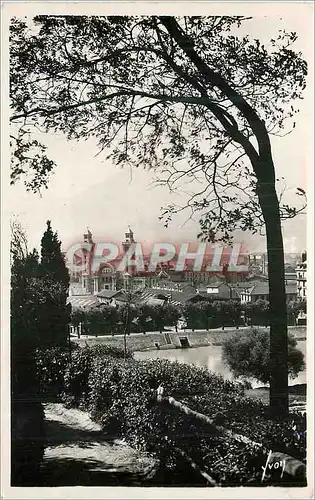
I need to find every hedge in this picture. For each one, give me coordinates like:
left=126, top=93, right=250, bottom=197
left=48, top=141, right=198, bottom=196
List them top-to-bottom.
left=36, top=345, right=307, bottom=486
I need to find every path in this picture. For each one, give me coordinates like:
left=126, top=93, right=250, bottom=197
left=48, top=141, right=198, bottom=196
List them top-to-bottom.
left=37, top=403, right=157, bottom=486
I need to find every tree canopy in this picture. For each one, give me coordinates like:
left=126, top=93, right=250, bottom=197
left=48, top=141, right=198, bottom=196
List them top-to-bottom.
left=9, top=14, right=308, bottom=414
left=10, top=15, right=306, bottom=241
left=11, top=219, right=70, bottom=348
left=41, top=219, right=70, bottom=287
left=222, top=328, right=305, bottom=385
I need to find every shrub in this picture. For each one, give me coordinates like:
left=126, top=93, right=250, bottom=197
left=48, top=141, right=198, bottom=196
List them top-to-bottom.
left=244, top=300, right=270, bottom=326
left=222, top=328, right=305, bottom=384
left=35, top=343, right=132, bottom=399
left=35, top=344, right=306, bottom=486
left=87, top=344, right=133, bottom=359
left=36, top=345, right=73, bottom=398
left=83, top=358, right=306, bottom=485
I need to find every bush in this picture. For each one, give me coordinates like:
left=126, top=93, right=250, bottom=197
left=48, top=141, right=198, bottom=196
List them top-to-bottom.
left=244, top=300, right=270, bottom=326
left=222, top=328, right=305, bottom=384
left=35, top=343, right=132, bottom=399
left=87, top=344, right=133, bottom=359
left=36, top=345, right=73, bottom=398
left=36, top=346, right=306, bottom=486
left=87, top=359, right=306, bottom=485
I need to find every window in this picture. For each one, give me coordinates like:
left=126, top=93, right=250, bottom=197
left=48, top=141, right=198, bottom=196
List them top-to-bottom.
left=101, top=266, right=112, bottom=274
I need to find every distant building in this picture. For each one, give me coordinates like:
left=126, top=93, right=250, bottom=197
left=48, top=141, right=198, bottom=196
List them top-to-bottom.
left=122, top=226, right=136, bottom=275
left=68, top=228, right=139, bottom=295
left=296, top=251, right=307, bottom=300
left=248, top=253, right=268, bottom=276
left=284, top=264, right=296, bottom=274
left=284, top=271, right=297, bottom=285
left=245, top=274, right=268, bottom=282
left=151, top=279, right=196, bottom=294
left=230, top=281, right=265, bottom=300
left=197, top=282, right=234, bottom=300
left=240, top=282, right=297, bottom=303
left=135, top=288, right=201, bottom=307
left=97, top=289, right=126, bottom=306
left=67, top=294, right=100, bottom=310
left=296, top=311, right=307, bottom=326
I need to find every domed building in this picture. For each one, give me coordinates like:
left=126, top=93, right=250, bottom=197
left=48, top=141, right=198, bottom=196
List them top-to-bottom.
left=68, top=228, right=122, bottom=296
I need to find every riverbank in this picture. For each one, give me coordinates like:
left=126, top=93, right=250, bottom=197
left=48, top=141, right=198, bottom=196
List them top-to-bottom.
left=74, top=326, right=306, bottom=352
left=244, top=384, right=306, bottom=412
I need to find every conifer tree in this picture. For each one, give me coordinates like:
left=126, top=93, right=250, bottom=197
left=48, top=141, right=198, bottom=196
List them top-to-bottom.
left=39, top=220, right=70, bottom=346
left=41, top=220, right=69, bottom=287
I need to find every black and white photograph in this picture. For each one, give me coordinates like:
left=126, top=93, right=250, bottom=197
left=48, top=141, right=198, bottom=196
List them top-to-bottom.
left=1, top=1, right=313, bottom=498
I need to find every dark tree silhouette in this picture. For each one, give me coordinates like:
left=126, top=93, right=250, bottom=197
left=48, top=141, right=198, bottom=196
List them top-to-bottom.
left=9, top=16, right=308, bottom=414
left=40, top=220, right=70, bottom=345
left=10, top=222, right=45, bottom=485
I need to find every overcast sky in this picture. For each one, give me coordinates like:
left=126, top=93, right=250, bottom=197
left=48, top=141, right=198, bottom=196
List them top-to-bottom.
left=7, top=11, right=312, bottom=255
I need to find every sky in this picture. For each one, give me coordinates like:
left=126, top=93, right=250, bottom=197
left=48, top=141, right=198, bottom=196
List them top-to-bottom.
left=6, top=12, right=312, bottom=256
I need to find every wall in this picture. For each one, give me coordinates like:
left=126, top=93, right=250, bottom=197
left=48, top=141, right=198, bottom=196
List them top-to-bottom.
left=74, top=326, right=306, bottom=352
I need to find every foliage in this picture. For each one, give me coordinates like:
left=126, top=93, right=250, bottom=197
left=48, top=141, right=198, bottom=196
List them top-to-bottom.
left=9, top=15, right=309, bottom=414
left=9, top=16, right=306, bottom=234
left=10, top=216, right=71, bottom=486
left=10, top=218, right=28, bottom=262
left=11, top=220, right=70, bottom=348
left=39, top=220, right=70, bottom=345
left=41, top=220, right=69, bottom=286
left=10, top=221, right=46, bottom=485
left=69, top=299, right=281, bottom=336
left=244, top=299, right=270, bottom=326
left=287, top=299, right=307, bottom=321
left=181, top=300, right=243, bottom=330
left=71, top=301, right=188, bottom=336
left=134, top=304, right=156, bottom=334
left=70, top=306, right=85, bottom=328
left=83, top=307, right=106, bottom=337
left=222, top=328, right=305, bottom=384
left=35, top=343, right=132, bottom=398
left=87, top=343, right=133, bottom=359
left=35, top=346, right=72, bottom=398
left=36, top=346, right=306, bottom=485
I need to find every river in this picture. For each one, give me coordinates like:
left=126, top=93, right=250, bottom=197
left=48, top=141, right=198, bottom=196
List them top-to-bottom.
left=135, top=340, right=306, bottom=389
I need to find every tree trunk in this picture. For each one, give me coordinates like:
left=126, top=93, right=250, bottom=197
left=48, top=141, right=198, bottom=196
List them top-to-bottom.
left=257, top=180, right=288, bottom=416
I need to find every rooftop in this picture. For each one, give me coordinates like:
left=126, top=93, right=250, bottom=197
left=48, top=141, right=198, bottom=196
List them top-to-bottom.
left=242, top=282, right=297, bottom=296
left=137, top=288, right=201, bottom=306
left=96, top=290, right=121, bottom=299
left=67, top=295, right=100, bottom=309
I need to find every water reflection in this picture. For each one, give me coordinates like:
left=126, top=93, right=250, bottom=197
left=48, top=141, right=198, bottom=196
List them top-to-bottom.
left=135, top=340, right=306, bottom=388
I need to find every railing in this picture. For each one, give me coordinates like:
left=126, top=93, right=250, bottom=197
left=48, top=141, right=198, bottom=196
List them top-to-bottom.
left=156, top=387, right=306, bottom=484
